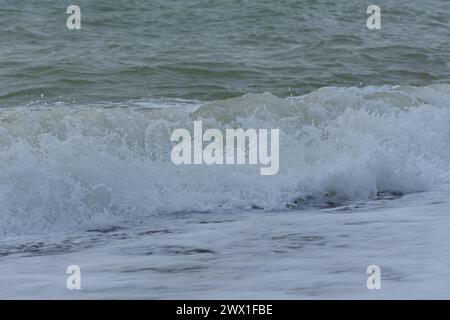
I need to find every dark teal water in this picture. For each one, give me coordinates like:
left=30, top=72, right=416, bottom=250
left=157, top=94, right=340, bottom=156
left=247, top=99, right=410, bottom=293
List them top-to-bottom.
left=1, top=0, right=449, bottom=106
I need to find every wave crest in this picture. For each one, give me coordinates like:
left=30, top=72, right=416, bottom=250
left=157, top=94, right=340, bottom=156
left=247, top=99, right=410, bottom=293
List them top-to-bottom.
left=1, top=84, right=450, bottom=235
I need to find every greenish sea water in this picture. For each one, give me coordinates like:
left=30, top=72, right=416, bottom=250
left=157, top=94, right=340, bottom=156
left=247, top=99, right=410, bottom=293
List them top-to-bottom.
left=1, top=0, right=449, bottom=105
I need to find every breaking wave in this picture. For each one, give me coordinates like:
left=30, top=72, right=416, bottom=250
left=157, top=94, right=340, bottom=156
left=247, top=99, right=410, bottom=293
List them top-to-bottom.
left=1, top=84, right=450, bottom=235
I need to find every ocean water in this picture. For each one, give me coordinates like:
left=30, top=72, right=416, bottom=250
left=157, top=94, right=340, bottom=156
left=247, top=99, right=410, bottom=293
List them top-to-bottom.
left=1, top=0, right=450, bottom=299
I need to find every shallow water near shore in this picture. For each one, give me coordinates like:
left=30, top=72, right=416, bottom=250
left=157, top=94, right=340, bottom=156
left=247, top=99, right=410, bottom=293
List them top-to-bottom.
left=1, top=188, right=450, bottom=299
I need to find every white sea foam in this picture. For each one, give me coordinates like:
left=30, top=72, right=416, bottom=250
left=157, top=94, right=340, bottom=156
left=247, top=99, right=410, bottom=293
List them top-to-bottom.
left=1, top=84, right=450, bottom=236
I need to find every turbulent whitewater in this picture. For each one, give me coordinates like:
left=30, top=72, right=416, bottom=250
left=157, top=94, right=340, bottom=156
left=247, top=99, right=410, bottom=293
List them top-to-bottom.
left=1, top=84, right=450, bottom=236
